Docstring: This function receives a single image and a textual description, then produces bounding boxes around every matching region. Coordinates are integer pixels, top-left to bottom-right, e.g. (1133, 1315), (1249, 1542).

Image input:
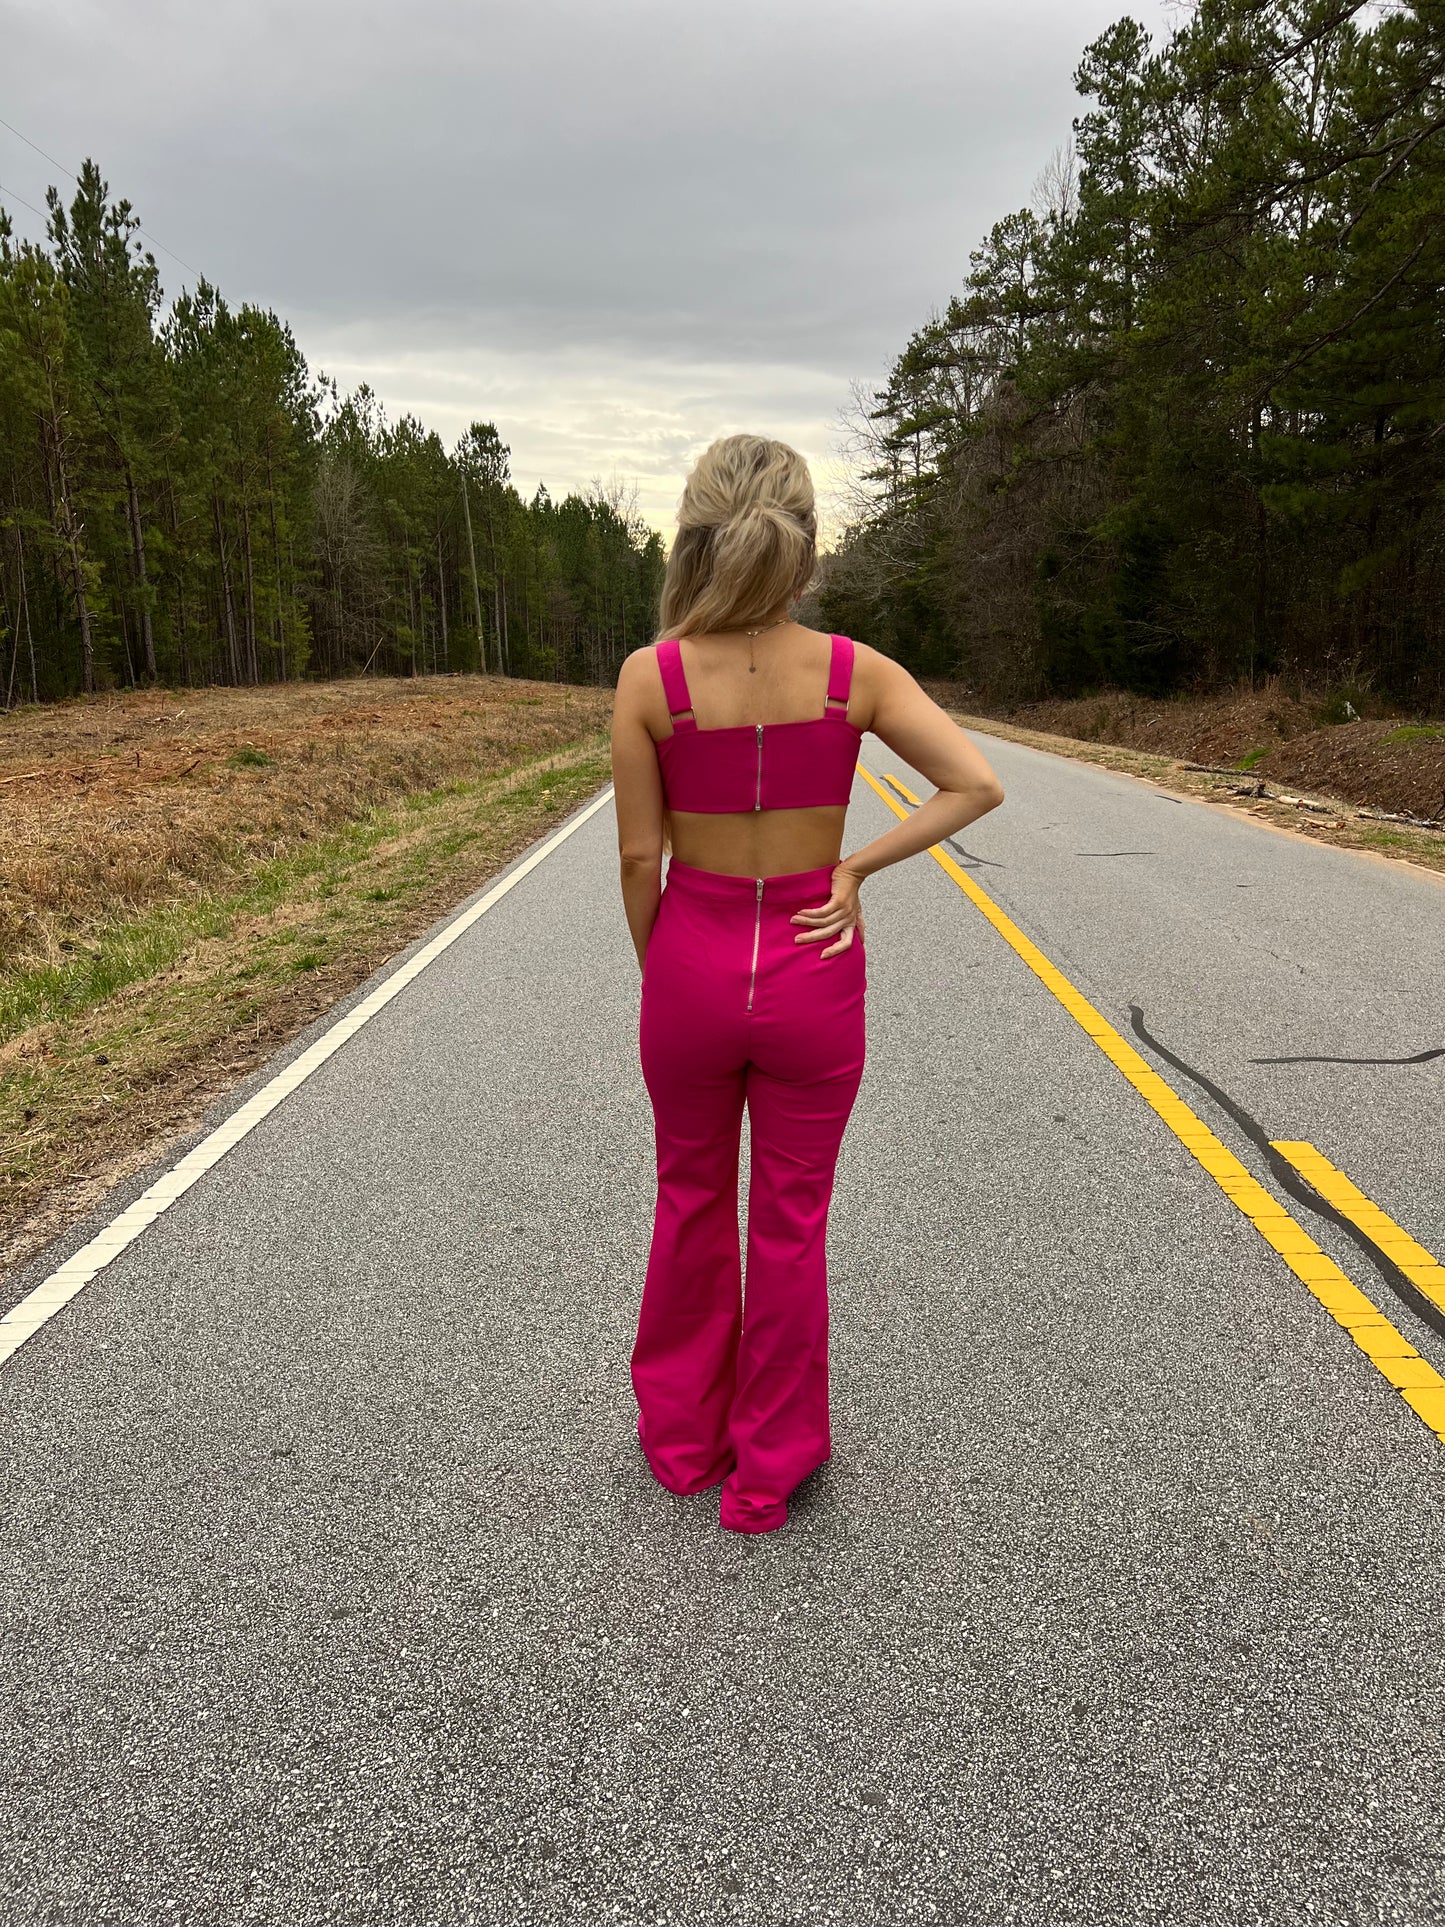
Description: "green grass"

(1381, 725), (1444, 748)
(1235, 746), (1272, 770)
(226, 746), (272, 768)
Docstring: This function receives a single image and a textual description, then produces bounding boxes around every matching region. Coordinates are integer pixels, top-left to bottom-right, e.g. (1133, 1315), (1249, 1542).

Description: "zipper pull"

(756, 877), (764, 901)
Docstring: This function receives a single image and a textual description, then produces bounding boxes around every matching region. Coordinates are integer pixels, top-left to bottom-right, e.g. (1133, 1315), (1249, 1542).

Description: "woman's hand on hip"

(790, 866), (864, 959)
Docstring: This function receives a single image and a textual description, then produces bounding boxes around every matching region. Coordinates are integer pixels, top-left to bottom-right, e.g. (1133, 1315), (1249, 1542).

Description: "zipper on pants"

(747, 726), (763, 1011)
(746, 877), (763, 1014)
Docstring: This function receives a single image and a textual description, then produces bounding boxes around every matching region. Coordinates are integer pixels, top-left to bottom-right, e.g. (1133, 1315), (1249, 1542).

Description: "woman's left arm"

(611, 650), (667, 971)
(792, 651), (1005, 956)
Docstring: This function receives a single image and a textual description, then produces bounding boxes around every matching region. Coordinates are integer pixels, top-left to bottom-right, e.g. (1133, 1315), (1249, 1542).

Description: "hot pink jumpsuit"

(632, 636), (866, 1533)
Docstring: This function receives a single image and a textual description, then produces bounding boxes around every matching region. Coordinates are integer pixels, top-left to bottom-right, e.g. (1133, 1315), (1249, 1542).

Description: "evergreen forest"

(820, 0), (1445, 708)
(0, 165), (665, 703)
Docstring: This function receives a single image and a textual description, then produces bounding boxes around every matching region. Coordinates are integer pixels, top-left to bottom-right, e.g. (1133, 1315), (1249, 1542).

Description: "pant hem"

(637, 1420), (734, 1497)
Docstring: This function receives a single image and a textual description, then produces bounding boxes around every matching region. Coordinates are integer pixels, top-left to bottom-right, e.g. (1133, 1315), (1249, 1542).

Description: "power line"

(0, 112), (206, 280)
(0, 114), (71, 183)
(0, 178), (48, 222)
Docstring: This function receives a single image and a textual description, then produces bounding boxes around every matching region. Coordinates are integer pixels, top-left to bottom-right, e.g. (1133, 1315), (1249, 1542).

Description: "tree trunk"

(436, 529), (449, 671)
(11, 502), (39, 704)
(177, 584), (191, 687)
(484, 505), (502, 676)
(287, 526), (302, 675)
(240, 489), (259, 683)
(214, 495), (241, 684)
(47, 407), (93, 693)
(119, 605), (137, 687)
(2, 572), (17, 710)
(266, 441), (288, 678)
(22, 540), (38, 704)
(1250, 402), (1266, 688)
(461, 478), (486, 669)
(32, 321), (94, 693)
(125, 467), (157, 680)
(62, 497), (93, 693)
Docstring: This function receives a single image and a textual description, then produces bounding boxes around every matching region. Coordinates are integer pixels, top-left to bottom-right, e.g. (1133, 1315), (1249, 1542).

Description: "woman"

(611, 434), (1004, 1535)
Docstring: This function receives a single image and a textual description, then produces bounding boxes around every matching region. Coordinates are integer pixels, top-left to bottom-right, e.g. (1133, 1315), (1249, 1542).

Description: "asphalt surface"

(2, 730), (1443, 1926)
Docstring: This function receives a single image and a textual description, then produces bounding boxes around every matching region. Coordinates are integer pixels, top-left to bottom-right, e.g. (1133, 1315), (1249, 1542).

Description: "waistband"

(664, 858), (835, 902)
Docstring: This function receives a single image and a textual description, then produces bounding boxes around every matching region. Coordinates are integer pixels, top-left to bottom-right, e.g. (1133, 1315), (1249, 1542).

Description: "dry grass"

(0, 673), (612, 969)
(0, 675), (613, 1286)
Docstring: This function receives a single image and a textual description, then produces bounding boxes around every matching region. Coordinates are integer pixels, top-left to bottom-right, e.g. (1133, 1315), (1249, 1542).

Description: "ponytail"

(658, 435), (817, 638)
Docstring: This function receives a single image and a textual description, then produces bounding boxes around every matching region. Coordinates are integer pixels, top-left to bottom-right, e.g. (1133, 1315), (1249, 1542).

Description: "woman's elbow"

(956, 773), (1004, 815)
(619, 844), (663, 872)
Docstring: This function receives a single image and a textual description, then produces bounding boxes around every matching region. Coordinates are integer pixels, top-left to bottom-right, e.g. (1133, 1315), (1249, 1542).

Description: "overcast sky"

(3, 0), (1180, 534)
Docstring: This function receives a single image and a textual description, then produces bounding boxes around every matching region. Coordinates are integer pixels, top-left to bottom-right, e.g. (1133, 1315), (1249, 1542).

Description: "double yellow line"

(860, 764), (1445, 1447)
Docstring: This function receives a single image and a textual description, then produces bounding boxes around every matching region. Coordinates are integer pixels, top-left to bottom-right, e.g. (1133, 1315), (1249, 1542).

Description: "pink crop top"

(654, 635), (862, 814)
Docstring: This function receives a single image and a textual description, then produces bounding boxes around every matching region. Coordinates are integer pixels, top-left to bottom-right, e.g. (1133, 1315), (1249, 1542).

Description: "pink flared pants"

(633, 860), (867, 1532)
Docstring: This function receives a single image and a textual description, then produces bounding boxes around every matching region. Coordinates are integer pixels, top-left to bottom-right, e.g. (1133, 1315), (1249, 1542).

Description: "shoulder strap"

(825, 635), (855, 714)
(656, 639), (696, 729)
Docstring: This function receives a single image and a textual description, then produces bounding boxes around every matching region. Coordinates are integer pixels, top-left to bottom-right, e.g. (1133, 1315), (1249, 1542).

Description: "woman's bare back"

(645, 623), (858, 879)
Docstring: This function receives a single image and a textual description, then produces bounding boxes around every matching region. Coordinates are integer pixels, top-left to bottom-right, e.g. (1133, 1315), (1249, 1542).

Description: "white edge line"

(0, 785), (617, 1371)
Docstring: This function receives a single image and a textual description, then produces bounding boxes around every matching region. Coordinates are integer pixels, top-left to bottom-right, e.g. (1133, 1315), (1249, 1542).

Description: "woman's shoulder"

(616, 643), (671, 720)
(825, 634), (904, 683)
(790, 628), (900, 688)
(808, 627), (881, 658)
(619, 640), (666, 679)
(795, 625), (867, 657)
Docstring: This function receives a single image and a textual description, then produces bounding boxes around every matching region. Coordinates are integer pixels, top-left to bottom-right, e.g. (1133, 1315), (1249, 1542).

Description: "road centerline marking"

(1271, 1144), (1445, 1322)
(1128, 1004), (1445, 1347)
(0, 786), (617, 1373)
(858, 762), (1445, 1445)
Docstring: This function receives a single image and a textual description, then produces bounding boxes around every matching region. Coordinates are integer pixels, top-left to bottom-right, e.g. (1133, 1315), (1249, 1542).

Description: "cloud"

(303, 325), (859, 535)
(2, 0), (1180, 528)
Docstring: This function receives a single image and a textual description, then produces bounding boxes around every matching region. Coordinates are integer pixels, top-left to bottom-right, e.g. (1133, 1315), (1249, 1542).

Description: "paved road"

(2, 731), (1443, 1926)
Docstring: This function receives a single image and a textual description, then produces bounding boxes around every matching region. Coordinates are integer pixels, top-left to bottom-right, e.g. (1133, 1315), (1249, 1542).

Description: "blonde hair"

(658, 434), (817, 639)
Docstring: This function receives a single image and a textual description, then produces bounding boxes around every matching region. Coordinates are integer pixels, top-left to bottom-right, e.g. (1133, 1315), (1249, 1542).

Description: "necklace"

(743, 612), (789, 671)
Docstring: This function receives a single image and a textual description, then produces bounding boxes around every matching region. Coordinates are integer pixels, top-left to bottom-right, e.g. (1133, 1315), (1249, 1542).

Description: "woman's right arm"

(611, 650), (667, 971)
(841, 652), (1006, 880)
(791, 650), (1005, 955)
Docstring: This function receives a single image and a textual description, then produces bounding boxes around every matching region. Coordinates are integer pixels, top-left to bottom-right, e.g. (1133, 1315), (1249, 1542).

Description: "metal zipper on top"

(754, 723), (763, 811)
(746, 878), (763, 1013)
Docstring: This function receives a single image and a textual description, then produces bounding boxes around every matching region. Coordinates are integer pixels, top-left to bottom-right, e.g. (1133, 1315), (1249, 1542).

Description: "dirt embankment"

(927, 683), (1445, 826)
(0, 675), (613, 968)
